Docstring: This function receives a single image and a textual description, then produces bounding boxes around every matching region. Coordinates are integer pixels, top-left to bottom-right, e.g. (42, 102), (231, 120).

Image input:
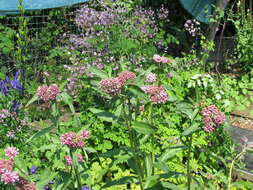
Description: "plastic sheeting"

(0, 0), (88, 15)
(179, 0), (216, 23)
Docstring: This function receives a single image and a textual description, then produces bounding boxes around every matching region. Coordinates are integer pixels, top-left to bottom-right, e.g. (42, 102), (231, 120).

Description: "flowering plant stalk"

(89, 68), (187, 189)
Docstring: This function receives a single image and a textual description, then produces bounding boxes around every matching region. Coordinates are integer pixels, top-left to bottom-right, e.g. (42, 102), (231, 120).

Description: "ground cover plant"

(1, 0), (253, 189)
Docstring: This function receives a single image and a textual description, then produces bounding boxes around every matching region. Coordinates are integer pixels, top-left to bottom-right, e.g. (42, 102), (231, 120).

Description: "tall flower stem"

(148, 104), (155, 175)
(228, 148), (246, 190)
(187, 134), (193, 190)
(70, 149), (82, 189)
(124, 100), (144, 190)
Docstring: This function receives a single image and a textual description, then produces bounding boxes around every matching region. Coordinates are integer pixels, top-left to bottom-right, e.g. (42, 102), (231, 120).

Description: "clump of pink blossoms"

(201, 105), (226, 132)
(117, 71), (136, 83)
(60, 132), (85, 148)
(60, 130), (90, 148)
(99, 77), (123, 96)
(5, 147), (19, 159)
(1, 170), (19, 184)
(80, 130), (90, 139)
(153, 54), (171, 63)
(146, 73), (156, 83)
(0, 159), (13, 174)
(141, 85), (168, 104)
(99, 71), (136, 96)
(37, 84), (60, 102)
(65, 156), (73, 166)
(77, 154), (84, 162)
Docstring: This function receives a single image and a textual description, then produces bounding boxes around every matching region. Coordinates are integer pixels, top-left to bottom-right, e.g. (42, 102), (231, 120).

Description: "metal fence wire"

(0, 3), (84, 75)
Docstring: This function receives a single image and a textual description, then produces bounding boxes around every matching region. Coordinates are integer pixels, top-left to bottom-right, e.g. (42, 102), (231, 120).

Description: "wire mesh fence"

(0, 3), (84, 76)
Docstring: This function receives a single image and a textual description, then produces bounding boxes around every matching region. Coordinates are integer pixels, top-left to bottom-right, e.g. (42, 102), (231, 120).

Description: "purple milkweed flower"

(30, 165), (37, 174)
(12, 100), (20, 112)
(10, 71), (23, 91)
(82, 185), (92, 190)
(0, 78), (10, 96)
(44, 185), (52, 190)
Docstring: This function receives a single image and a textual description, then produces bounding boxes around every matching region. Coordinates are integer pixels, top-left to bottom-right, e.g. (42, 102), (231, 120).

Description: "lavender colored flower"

(44, 185), (52, 190)
(10, 70), (23, 91)
(12, 100), (20, 112)
(30, 165), (37, 174)
(184, 19), (201, 37)
(82, 185), (92, 190)
(0, 77), (10, 96)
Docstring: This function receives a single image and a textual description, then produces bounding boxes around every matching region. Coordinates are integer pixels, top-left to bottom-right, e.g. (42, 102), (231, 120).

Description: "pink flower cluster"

(99, 71), (136, 96)
(0, 159), (19, 185)
(146, 73), (156, 83)
(60, 130), (90, 148)
(202, 105), (226, 132)
(1, 170), (19, 184)
(5, 147), (19, 159)
(153, 54), (171, 63)
(99, 77), (123, 96)
(65, 156), (73, 166)
(117, 71), (136, 84)
(16, 178), (36, 190)
(0, 159), (13, 174)
(37, 84), (60, 102)
(141, 85), (168, 104)
(64, 154), (84, 166)
(0, 109), (11, 123)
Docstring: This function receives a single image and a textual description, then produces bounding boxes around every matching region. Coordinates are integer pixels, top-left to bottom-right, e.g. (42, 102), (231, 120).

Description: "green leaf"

(182, 122), (200, 136)
(25, 95), (39, 107)
(26, 125), (56, 143)
(89, 108), (119, 123)
(59, 92), (75, 114)
(132, 121), (156, 135)
(176, 102), (194, 119)
(144, 154), (153, 177)
(36, 168), (54, 189)
(158, 146), (186, 162)
(103, 176), (137, 188)
(89, 67), (108, 78)
(128, 85), (148, 101)
(161, 182), (180, 189)
(15, 158), (30, 181)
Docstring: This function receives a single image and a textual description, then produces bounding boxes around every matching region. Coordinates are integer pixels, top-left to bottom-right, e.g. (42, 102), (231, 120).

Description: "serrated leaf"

(132, 121), (156, 135)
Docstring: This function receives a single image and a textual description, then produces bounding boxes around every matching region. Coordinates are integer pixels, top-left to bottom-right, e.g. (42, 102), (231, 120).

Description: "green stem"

(70, 150), (82, 189)
(228, 149), (246, 190)
(129, 127), (144, 190)
(124, 99), (144, 190)
(148, 104), (155, 175)
(187, 135), (193, 190)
